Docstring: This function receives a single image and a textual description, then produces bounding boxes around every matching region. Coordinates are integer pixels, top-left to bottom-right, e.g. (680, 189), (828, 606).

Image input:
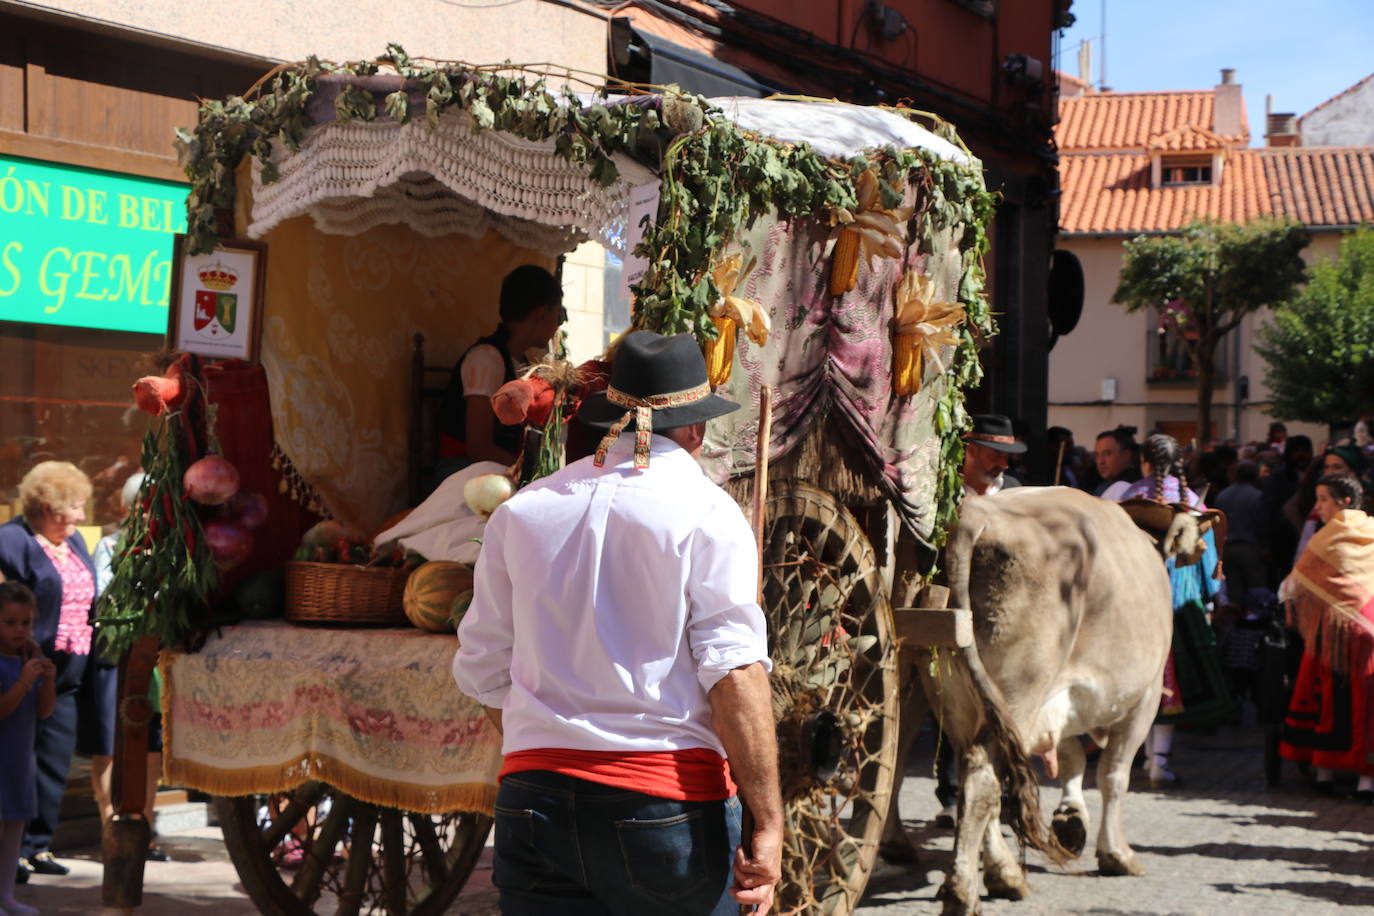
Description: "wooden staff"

(1053, 439), (1067, 487)
(752, 385), (774, 601)
(741, 384), (772, 915)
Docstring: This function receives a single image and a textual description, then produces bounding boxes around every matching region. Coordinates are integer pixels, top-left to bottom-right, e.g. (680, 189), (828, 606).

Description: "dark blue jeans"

(493, 770), (741, 916)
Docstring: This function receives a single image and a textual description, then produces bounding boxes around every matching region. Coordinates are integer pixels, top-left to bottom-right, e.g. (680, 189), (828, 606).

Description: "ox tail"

(960, 644), (1072, 865)
(946, 519), (1072, 866)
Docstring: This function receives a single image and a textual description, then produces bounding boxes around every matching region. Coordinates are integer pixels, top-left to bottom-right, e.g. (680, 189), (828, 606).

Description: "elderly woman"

(0, 461), (96, 880)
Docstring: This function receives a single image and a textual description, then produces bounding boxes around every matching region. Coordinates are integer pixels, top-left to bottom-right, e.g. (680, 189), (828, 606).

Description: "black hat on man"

(580, 331), (740, 432)
(963, 414), (1027, 454)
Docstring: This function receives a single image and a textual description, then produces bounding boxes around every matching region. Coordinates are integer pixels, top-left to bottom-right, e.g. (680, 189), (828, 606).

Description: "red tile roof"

(1057, 90), (1249, 151)
(1260, 147), (1374, 227)
(1146, 124), (1230, 152)
(1057, 82), (1374, 234)
(1059, 151), (1269, 234)
(1060, 147), (1374, 234)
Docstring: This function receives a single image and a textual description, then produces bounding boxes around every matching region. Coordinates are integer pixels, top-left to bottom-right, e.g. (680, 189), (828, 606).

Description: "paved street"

(860, 721), (1374, 914)
(9, 721), (1374, 915)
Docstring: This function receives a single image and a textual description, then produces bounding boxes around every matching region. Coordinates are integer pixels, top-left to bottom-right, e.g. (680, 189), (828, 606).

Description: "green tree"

(1114, 218), (1310, 441)
(1256, 227), (1374, 424)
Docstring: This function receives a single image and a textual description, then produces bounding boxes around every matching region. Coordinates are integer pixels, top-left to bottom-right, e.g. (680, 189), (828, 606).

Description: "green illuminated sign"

(0, 154), (188, 334)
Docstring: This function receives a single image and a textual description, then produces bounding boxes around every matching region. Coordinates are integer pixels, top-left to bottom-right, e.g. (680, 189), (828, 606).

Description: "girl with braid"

(1114, 433), (1233, 788)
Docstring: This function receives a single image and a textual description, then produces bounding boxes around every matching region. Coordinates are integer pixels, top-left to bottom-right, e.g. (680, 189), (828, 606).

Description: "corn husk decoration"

(893, 271), (965, 396)
(705, 253), (769, 386)
(827, 169), (914, 296)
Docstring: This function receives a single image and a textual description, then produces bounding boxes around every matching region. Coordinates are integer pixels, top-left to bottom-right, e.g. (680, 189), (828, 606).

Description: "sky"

(1059, 0), (1374, 145)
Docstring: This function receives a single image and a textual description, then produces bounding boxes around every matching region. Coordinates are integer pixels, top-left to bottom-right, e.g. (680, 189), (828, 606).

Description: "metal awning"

(612, 19), (775, 98)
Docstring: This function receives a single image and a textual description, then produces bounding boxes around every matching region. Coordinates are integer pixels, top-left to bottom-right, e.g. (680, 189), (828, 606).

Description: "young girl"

(0, 582), (56, 916)
(1117, 433), (1231, 788)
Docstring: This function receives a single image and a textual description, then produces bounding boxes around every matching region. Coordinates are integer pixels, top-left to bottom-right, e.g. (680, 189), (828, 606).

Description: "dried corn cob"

(706, 315), (738, 386)
(894, 332), (924, 395)
(829, 228), (862, 296)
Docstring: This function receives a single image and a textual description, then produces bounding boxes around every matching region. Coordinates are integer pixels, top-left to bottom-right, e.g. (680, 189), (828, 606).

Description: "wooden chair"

(408, 333), (455, 506)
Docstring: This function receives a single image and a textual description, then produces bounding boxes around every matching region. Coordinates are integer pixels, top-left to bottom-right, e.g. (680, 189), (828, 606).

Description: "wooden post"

(741, 384), (771, 915)
(752, 385), (773, 603)
(102, 635), (159, 911)
(1053, 440), (1066, 486)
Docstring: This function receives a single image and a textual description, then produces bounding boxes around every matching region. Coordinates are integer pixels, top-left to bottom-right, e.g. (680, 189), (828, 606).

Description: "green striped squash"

(402, 562), (474, 632)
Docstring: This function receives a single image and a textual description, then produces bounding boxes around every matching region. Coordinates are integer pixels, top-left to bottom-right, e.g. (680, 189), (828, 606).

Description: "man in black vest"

(437, 265), (565, 479)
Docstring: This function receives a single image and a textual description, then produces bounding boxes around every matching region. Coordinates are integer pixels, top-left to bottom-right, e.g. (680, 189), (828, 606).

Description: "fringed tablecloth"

(160, 621), (501, 815)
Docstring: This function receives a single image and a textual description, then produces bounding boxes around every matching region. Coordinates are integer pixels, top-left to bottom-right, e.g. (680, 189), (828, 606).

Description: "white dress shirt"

(453, 432), (771, 758)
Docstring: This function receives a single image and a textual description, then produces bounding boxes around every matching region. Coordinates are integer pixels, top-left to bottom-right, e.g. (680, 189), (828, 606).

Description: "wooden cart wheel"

(762, 482), (900, 915)
(215, 784), (493, 916)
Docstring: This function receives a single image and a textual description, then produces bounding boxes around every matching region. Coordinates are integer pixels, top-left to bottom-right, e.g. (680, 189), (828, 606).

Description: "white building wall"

(15, 0), (609, 78)
(1049, 234), (1330, 449)
(1301, 77), (1374, 148)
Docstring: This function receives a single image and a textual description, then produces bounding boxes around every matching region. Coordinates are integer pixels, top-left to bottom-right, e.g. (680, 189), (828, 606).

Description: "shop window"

(0, 321), (159, 528)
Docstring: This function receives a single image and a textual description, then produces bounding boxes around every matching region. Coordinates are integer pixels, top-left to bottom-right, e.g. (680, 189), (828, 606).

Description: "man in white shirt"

(454, 331), (783, 915)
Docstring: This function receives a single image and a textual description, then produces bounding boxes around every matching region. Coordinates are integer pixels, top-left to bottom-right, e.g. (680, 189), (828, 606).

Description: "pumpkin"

(403, 561), (474, 632)
(450, 589), (475, 630)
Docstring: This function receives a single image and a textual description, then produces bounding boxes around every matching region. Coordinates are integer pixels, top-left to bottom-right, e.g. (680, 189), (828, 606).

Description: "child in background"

(0, 582), (57, 916)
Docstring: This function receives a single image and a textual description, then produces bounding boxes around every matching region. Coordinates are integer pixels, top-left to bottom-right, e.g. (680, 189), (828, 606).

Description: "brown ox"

(915, 486), (1174, 915)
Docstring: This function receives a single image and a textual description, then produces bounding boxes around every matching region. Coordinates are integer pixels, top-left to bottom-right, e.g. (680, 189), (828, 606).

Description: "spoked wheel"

(215, 783), (493, 915)
(763, 482), (900, 915)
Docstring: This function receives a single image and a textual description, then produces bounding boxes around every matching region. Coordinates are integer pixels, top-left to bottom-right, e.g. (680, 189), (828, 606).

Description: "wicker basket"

(284, 561), (411, 626)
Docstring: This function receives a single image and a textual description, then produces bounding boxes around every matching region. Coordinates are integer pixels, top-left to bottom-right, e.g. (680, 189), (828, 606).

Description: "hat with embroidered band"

(579, 331), (740, 468)
(963, 414), (1027, 454)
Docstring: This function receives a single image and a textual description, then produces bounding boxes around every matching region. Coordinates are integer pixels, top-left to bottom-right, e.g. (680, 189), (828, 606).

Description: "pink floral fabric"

(38, 538), (94, 655)
(162, 621), (502, 815)
(701, 209), (965, 545)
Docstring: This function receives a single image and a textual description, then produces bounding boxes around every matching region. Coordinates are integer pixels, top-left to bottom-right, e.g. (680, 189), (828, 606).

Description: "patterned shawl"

(1284, 509), (1374, 675)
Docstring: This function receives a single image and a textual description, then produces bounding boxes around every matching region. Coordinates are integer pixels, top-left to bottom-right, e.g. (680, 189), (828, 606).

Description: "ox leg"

(938, 742), (999, 916)
(980, 799), (1029, 901)
(880, 662), (931, 864)
(1095, 705), (1153, 877)
(1050, 737), (1090, 857)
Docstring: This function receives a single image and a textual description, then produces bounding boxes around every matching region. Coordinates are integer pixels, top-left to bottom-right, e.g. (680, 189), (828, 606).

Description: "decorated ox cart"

(97, 46), (995, 915)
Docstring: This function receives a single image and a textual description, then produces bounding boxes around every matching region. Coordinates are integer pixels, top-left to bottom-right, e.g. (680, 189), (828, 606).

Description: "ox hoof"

(937, 879), (981, 916)
(1051, 805), (1088, 857)
(985, 871), (1030, 900)
(1098, 851), (1146, 877)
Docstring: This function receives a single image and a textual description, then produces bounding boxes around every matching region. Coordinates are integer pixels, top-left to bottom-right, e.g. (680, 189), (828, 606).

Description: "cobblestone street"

(860, 721), (1374, 914)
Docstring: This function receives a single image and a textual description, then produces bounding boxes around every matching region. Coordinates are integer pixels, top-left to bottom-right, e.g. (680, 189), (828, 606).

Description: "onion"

(463, 473), (515, 519)
(491, 379), (534, 425)
(227, 491), (269, 530)
(204, 519), (254, 569)
(183, 455), (240, 506)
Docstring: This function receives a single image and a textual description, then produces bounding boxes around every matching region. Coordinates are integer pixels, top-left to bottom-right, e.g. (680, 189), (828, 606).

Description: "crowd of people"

(991, 417), (1374, 802)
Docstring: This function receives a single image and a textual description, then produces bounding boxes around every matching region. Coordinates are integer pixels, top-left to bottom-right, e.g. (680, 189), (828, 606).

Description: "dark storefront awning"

(611, 19), (777, 98)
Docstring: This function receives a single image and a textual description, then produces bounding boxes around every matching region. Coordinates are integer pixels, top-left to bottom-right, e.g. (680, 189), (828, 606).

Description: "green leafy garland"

(174, 45), (994, 546)
(97, 376), (217, 657)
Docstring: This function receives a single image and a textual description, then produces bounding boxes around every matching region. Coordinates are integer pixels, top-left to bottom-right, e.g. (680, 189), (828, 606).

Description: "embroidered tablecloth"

(161, 620), (501, 815)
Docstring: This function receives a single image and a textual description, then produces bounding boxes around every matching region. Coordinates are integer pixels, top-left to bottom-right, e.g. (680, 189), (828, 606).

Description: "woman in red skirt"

(1279, 473), (1374, 801)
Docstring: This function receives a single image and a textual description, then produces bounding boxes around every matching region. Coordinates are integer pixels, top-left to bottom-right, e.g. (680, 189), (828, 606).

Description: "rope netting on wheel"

(762, 485), (899, 915)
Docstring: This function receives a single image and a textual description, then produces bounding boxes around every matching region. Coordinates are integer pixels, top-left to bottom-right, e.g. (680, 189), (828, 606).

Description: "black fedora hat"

(963, 414), (1027, 454)
(580, 331), (740, 463)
